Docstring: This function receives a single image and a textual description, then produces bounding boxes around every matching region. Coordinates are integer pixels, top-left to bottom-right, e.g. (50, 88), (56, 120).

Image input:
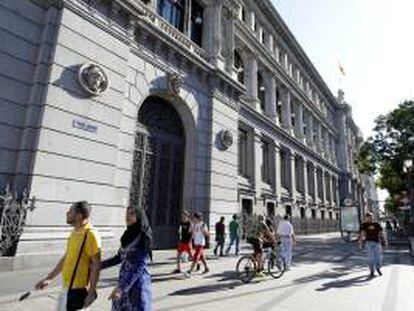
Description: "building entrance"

(130, 97), (185, 249)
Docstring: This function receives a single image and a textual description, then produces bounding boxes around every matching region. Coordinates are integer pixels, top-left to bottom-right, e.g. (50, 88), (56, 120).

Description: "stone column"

(329, 174), (334, 206)
(274, 144), (282, 203)
(331, 136), (337, 163)
(316, 122), (322, 153)
(264, 72), (276, 120)
(303, 158), (309, 202)
(222, 5), (235, 74)
(204, 0), (224, 69)
(307, 114), (314, 148)
(321, 169), (327, 205)
(246, 10), (255, 30)
(290, 151), (297, 202)
(245, 54), (258, 103)
(313, 166), (319, 202)
(295, 102), (305, 141)
(281, 89), (293, 133)
(254, 131), (263, 200)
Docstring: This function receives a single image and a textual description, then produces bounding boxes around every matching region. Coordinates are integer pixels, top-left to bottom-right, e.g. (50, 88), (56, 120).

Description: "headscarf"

(120, 206), (153, 253)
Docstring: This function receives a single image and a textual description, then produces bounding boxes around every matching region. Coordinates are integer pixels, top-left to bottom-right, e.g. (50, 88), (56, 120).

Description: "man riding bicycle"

(246, 215), (275, 272)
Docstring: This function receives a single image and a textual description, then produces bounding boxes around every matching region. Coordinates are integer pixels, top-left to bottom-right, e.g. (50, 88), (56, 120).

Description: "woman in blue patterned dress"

(101, 206), (152, 311)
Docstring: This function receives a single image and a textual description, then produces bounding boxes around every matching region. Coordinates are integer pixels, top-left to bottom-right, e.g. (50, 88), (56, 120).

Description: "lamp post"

(403, 159), (414, 237)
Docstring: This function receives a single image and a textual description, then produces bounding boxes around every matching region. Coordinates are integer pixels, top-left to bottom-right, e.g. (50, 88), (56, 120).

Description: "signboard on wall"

(340, 206), (360, 232)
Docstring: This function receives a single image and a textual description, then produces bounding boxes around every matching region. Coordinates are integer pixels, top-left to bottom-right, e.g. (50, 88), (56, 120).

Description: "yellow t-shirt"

(61, 223), (101, 289)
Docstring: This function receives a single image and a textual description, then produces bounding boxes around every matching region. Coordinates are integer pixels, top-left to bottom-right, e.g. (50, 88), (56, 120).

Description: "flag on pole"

(338, 62), (346, 76)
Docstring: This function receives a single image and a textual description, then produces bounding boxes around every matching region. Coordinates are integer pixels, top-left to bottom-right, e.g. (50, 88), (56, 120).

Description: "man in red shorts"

(186, 212), (210, 277)
(173, 211), (193, 273)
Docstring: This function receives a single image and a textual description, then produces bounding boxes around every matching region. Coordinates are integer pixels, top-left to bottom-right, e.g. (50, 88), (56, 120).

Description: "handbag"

(66, 229), (96, 311)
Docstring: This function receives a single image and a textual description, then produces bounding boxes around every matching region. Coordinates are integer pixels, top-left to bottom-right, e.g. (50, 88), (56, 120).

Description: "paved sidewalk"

(1, 233), (413, 311)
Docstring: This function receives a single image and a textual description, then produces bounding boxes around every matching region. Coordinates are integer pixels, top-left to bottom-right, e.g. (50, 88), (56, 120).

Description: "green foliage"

(357, 101), (414, 214)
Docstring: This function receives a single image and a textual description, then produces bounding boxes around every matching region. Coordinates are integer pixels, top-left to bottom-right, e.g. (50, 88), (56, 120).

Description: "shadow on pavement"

(169, 280), (241, 296)
(315, 274), (374, 291)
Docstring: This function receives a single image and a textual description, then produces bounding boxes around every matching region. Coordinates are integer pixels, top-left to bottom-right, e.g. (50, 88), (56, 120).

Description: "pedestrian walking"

(101, 205), (152, 311)
(277, 215), (296, 270)
(214, 216), (226, 257)
(225, 214), (240, 256)
(360, 212), (387, 277)
(35, 201), (101, 311)
(173, 211), (193, 273)
(186, 212), (209, 276)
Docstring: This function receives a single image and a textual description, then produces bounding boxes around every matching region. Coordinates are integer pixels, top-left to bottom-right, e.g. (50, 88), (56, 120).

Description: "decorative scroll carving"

(167, 73), (183, 95)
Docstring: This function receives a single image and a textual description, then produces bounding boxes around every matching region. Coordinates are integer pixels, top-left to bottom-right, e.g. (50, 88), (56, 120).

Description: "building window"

(158, 0), (204, 46)
(291, 102), (296, 128)
(321, 210), (325, 220)
(317, 169), (323, 199)
(234, 51), (244, 85)
(300, 207), (306, 219)
(240, 5), (246, 22)
(276, 88), (283, 124)
(267, 202), (275, 218)
(325, 174), (331, 201)
(190, 0), (203, 46)
(238, 128), (249, 177)
(158, 0), (186, 31)
(285, 205), (292, 217)
(329, 211), (333, 220)
(261, 140), (271, 183)
(258, 71), (266, 111)
(311, 209), (316, 220)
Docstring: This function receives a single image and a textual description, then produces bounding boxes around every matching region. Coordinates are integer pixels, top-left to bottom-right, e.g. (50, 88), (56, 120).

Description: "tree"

(357, 101), (414, 214)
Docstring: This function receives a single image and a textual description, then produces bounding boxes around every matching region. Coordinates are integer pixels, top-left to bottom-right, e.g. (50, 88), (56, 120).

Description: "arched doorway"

(130, 96), (186, 249)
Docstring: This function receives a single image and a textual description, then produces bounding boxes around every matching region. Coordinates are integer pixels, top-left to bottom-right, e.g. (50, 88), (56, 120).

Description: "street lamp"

(403, 158), (414, 239)
(403, 159), (413, 173)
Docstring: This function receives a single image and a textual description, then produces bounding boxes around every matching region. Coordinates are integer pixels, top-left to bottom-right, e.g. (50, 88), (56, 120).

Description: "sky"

(272, 0), (414, 204)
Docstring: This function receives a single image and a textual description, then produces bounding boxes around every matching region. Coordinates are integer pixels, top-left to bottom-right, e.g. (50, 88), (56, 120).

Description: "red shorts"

(192, 245), (204, 262)
(177, 242), (192, 255)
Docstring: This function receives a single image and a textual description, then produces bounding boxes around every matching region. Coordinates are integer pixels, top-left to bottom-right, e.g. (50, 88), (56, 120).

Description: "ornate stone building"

(0, 0), (374, 256)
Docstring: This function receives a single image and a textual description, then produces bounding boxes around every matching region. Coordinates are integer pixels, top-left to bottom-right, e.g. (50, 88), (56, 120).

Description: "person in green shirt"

(225, 214), (240, 255)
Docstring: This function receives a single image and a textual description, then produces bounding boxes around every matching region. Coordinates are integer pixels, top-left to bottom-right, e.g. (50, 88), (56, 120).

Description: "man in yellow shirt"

(36, 201), (101, 310)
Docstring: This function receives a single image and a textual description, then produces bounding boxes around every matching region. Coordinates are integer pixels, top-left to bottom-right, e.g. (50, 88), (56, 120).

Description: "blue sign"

(72, 118), (98, 134)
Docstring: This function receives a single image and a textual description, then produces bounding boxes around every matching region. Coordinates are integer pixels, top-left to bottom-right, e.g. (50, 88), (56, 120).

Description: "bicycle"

(236, 244), (285, 283)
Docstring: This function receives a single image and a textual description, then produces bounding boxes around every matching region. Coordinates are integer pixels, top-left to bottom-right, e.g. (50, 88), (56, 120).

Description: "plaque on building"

(77, 63), (109, 96)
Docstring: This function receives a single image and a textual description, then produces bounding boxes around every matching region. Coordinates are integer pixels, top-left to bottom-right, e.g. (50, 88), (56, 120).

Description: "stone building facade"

(0, 0), (374, 255)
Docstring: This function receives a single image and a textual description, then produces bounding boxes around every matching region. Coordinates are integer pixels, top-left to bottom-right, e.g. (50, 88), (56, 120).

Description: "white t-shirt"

(277, 220), (294, 237)
(193, 222), (207, 246)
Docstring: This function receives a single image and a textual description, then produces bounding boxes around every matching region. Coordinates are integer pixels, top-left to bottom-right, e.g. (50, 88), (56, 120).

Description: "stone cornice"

(256, 0), (340, 111)
(239, 101), (341, 174)
(235, 21), (338, 137)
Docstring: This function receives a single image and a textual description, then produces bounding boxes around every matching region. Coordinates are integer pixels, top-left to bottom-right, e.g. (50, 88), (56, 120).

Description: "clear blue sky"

(272, 0), (414, 203)
(272, 0), (414, 138)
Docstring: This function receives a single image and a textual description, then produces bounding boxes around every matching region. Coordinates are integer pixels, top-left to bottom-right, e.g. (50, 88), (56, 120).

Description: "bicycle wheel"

(267, 253), (285, 279)
(236, 255), (256, 283)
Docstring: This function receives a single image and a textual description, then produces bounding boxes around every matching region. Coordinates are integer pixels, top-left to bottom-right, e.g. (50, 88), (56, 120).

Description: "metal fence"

(0, 185), (36, 256)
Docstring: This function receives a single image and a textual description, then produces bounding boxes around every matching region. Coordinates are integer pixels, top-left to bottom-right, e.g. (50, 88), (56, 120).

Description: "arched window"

(257, 71), (265, 111)
(234, 51), (244, 84)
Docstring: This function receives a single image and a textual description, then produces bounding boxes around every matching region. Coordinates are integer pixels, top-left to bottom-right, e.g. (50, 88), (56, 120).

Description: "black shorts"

(247, 237), (262, 254)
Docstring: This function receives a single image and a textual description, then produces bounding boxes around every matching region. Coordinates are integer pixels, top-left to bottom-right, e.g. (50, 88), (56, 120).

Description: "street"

(0, 233), (413, 311)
